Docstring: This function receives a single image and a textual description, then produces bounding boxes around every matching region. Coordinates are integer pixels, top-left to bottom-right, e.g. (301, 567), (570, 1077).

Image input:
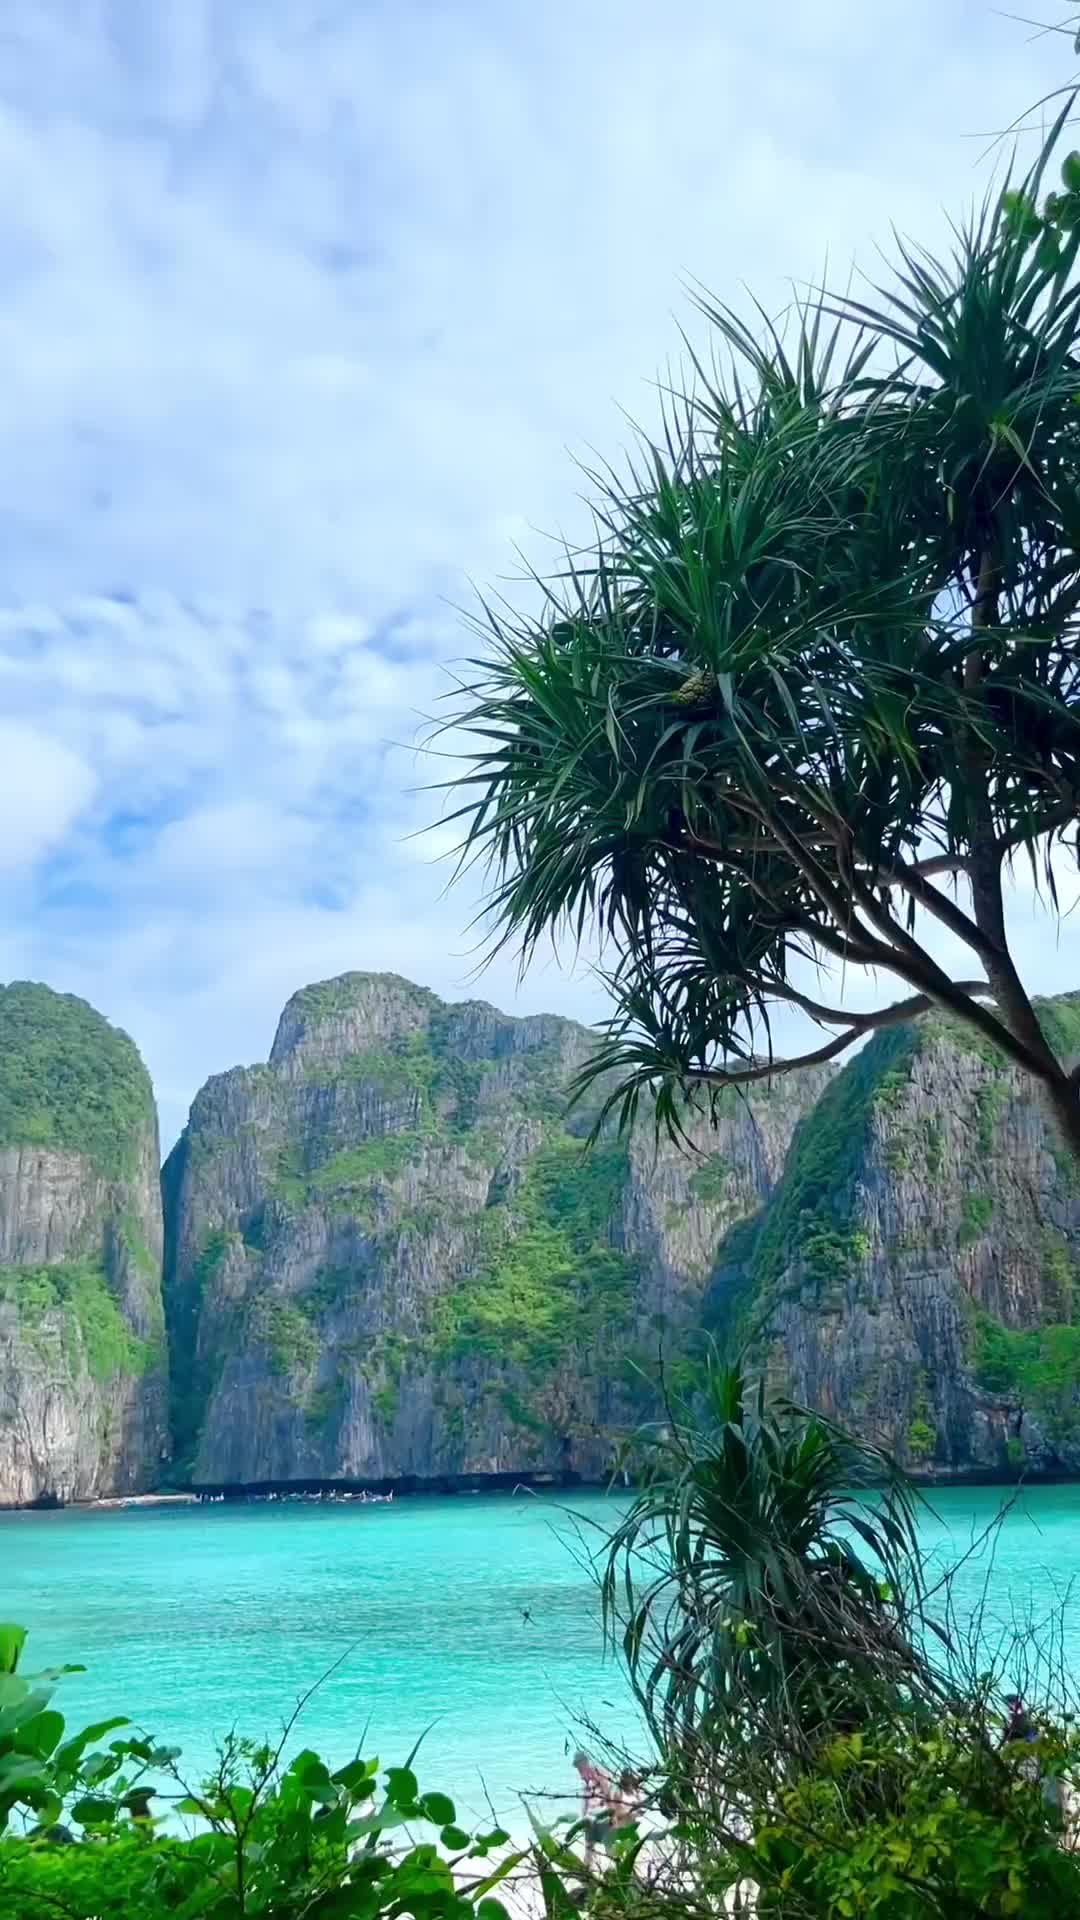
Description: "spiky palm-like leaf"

(601, 1359), (934, 1755)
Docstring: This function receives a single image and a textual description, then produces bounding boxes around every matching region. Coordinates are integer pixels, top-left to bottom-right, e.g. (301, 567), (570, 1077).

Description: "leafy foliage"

(747, 1717), (1080, 1917)
(254, 1300), (322, 1381)
(591, 1363), (1080, 1918)
(686, 1155), (731, 1205)
(0, 1627), (520, 1920)
(958, 1192), (994, 1248)
(0, 981), (154, 1181)
(906, 1418), (936, 1464)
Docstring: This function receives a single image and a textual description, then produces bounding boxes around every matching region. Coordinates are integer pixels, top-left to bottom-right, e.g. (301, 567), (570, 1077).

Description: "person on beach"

(999, 1693), (1037, 1748)
(572, 1751), (614, 1863)
(999, 1693), (1063, 1818)
(610, 1770), (642, 1829)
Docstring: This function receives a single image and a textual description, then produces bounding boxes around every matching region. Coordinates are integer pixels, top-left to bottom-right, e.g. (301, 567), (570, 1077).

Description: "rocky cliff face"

(8, 967), (1080, 1499)
(0, 983), (167, 1505)
(163, 973), (822, 1485)
(706, 998), (1080, 1475)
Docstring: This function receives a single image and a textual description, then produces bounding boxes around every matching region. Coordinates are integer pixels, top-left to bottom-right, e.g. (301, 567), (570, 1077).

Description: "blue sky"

(0, 1), (1075, 1149)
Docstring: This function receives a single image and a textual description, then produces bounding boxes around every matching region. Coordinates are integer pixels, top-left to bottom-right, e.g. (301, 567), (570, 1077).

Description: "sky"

(0, 0), (1075, 1151)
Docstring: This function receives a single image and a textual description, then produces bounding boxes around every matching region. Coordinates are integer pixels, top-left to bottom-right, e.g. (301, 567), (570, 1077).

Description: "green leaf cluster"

(449, 111), (1080, 1150)
(750, 1718), (1080, 1917)
(603, 1356), (929, 1752)
(686, 1155), (731, 1205)
(0, 1627), (521, 1920)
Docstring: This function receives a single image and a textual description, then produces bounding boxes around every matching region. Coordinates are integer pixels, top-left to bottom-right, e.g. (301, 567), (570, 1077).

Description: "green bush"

(906, 1417), (936, 1463)
(0, 1625), (518, 1920)
(254, 1300), (321, 1381)
(748, 1719), (1080, 1917)
(687, 1155), (731, 1205)
(958, 1192), (993, 1247)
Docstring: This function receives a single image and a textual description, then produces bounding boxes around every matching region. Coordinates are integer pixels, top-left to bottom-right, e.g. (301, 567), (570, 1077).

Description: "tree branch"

(798, 920), (888, 969)
(909, 852), (971, 879)
(757, 979), (992, 1032)
(873, 860), (999, 961)
(670, 778), (1069, 1090)
(686, 1027), (865, 1088)
(875, 852), (970, 882)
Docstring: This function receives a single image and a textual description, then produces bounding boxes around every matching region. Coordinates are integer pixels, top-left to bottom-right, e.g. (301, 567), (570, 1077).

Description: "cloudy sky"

(0, 1), (1074, 1148)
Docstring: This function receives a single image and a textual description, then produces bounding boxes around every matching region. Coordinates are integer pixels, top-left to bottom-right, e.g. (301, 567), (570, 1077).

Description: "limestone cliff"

(9, 965), (1080, 1498)
(707, 997), (1080, 1475)
(163, 972), (821, 1485)
(0, 983), (167, 1505)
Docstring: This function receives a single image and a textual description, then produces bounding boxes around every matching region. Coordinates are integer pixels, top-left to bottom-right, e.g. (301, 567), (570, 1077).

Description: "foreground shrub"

(593, 1362), (1080, 1917)
(0, 1624), (518, 1919)
(745, 1717), (1080, 1917)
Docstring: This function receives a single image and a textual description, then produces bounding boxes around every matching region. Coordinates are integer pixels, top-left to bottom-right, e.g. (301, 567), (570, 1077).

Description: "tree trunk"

(962, 547), (1080, 1165)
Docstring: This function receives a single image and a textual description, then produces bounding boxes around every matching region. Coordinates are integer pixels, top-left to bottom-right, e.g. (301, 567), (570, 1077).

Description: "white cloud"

(0, 723), (96, 871)
(0, 1), (1072, 1147)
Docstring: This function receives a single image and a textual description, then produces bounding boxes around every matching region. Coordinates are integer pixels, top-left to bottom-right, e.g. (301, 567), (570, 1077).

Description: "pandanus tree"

(600, 1359), (935, 1761)
(448, 119), (1080, 1157)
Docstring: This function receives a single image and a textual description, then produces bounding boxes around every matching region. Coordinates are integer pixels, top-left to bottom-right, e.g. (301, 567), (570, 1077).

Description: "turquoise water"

(4, 1486), (1080, 1833)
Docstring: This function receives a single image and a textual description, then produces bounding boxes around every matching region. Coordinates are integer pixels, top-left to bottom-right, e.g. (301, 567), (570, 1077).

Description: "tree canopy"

(450, 118), (1080, 1153)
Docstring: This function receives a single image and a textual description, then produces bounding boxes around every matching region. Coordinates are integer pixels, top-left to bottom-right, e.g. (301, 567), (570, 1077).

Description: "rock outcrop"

(0, 983), (167, 1505)
(706, 999), (1080, 1475)
(163, 973), (822, 1485)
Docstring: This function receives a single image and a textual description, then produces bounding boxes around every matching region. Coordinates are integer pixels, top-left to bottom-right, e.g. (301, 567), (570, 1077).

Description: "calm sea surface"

(4, 1486), (1080, 1833)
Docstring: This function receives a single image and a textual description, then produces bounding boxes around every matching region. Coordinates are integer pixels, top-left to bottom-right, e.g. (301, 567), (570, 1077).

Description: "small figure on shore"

(999, 1693), (1037, 1749)
(999, 1692), (1064, 1817)
(573, 1751), (614, 1863)
(610, 1769), (642, 1829)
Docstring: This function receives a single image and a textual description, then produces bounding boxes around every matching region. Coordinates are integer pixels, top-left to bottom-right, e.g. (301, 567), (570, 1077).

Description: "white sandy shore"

(79, 1492), (199, 1509)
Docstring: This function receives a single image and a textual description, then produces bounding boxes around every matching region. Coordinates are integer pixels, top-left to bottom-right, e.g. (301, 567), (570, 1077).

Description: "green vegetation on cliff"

(166, 1226), (231, 1473)
(432, 1135), (636, 1377)
(0, 982), (154, 1181)
(276, 1130), (426, 1215)
(0, 1257), (155, 1382)
(257, 1299), (321, 1379)
(747, 1024), (917, 1308)
(162, 971), (1080, 1484)
(973, 1312), (1080, 1450)
(269, 1018), (543, 1221)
